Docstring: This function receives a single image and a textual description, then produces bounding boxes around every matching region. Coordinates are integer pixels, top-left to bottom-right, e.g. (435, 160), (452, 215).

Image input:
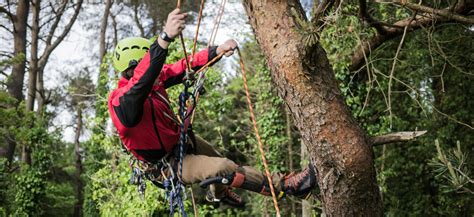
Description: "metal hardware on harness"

(128, 156), (172, 198)
(162, 74), (193, 217)
(129, 160), (148, 199)
(199, 175), (232, 189)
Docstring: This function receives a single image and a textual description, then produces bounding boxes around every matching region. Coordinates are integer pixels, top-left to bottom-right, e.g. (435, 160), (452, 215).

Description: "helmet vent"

(131, 45), (140, 49)
(122, 47), (129, 51)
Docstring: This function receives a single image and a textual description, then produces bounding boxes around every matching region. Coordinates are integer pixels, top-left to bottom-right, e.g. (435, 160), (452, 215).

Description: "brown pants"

(167, 135), (286, 198)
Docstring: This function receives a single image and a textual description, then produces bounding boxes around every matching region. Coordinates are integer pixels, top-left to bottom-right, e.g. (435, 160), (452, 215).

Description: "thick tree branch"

(39, 0), (83, 69)
(99, 0), (112, 63)
(358, 0), (387, 35)
(350, 1), (472, 72)
(110, 12), (118, 46)
(350, 14), (434, 71)
(44, 1), (67, 49)
(133, 2), (145, 38)
(396, 1), (474, 24)
(370, 131), (427, 146)
(0, 6), (15, 21)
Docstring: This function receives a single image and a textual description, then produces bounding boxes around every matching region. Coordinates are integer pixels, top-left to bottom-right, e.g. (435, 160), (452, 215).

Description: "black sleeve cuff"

(208, 46), (222, 66)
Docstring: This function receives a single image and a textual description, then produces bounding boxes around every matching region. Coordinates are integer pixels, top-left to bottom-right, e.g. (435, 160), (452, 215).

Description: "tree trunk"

(242, 1), (382, 216)
(99, 0), (112, 65)
(21, 0), (40, 165)
(5, 0), (29, 165)
(7, 0), (29, 101)
(35, 67), (45, 114)
(5, 134), (16, 165)
(26, 0), (40, 112)
(73, 107), (84, 217)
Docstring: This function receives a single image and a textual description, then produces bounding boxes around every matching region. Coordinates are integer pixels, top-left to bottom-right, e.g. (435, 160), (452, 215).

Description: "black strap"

(148, 97), (165, 150)
(187, 125), (197, 153)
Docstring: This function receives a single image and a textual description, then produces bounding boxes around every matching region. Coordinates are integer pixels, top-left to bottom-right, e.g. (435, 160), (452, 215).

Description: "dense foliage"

(319, 3), (473, 216)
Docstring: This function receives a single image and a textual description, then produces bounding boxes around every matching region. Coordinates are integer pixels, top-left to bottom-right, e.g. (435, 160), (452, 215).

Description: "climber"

(108, 8), (318, 208)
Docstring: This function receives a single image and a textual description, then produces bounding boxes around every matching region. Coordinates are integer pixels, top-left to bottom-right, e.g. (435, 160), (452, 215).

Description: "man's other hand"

(217, 39), (238, 57)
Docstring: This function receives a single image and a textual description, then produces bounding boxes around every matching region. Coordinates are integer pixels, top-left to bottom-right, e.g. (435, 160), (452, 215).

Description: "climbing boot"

(281, 164), (317, 199)
(206, 188), (245, 208)
(220, 188), (245, 208)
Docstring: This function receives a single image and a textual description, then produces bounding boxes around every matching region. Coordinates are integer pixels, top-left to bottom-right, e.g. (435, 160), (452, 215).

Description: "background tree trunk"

(99, 0), (112, 65)
(26, 0), (40, 112)
(19, 0), (41, 165)
(6, 0), (29, 102)
(5, 0), (29, 165)
(73, 107), (84, 217)
(242, 1), (382, 215)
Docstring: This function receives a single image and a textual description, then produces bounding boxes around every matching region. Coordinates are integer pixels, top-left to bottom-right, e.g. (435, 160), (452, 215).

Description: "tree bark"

(73, 107), (84, 217)
(242, 1), (382, 216)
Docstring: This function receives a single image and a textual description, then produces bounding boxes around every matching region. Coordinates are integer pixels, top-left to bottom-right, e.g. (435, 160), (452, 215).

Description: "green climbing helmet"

(112, 37), (152, 72)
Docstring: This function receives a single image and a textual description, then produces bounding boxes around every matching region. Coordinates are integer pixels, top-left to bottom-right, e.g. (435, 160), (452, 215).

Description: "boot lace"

(286, 167), (310, 190)
(225, 189), (242, 203)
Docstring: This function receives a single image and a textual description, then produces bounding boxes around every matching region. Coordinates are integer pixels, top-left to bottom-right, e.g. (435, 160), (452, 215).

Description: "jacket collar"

(118, 77), (129, 88)
(117, 77), (161, 91)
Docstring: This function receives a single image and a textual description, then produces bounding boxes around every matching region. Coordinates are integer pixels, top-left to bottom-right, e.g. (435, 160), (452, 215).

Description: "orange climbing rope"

(191, 0), (205, 60)
(208, 0), (226, 47)
(176, 0), (192, 73)
(237, 48), (281, 216)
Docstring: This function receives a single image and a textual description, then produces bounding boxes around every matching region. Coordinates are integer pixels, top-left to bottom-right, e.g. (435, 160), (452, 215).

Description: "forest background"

(0, 0), (472, 216)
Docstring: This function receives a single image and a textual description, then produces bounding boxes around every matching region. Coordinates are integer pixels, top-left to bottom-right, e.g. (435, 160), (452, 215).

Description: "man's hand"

(217, 39), (238, 57)
(164, 8), (187, 38)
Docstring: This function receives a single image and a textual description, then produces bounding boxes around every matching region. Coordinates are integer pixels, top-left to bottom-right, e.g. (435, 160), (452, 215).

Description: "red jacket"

(108, 41), (220, 162)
